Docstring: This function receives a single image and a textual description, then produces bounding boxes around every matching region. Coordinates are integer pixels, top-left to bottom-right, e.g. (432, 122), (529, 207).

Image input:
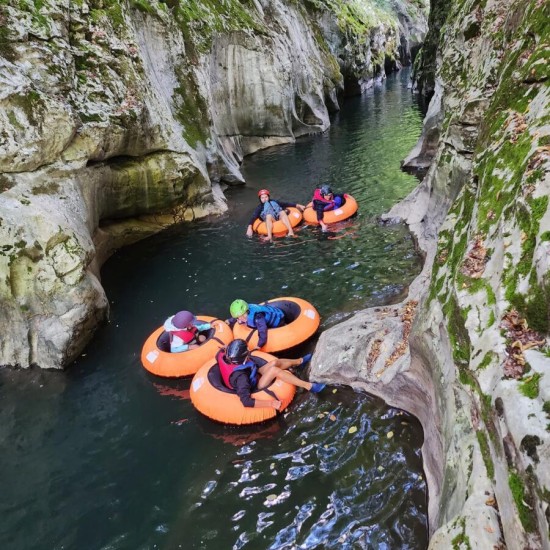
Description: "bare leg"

(265, 214), (274, 242)
(257, 362), (312, 391)
(278, 210), (294, 236)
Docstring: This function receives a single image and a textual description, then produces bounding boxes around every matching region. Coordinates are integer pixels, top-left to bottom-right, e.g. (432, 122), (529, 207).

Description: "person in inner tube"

(159, 310), (212, 353)
(246, 188), (305, 242)
(217, 339), (325, 410)
(226, 299), (285, 350)
(311, 184), (346, 232)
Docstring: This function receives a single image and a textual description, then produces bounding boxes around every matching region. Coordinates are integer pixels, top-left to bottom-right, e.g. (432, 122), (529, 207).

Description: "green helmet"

(230, 299), (248, 318)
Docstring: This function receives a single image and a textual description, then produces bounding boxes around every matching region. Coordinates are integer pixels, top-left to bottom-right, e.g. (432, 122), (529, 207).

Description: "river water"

(1, 70), (428, 549)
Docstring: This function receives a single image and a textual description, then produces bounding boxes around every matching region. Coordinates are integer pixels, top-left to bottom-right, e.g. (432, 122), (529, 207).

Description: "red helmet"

(258, 189), (270, 198)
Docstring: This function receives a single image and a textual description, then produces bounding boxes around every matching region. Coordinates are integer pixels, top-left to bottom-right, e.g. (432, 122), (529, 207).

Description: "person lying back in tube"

(158, 310), (212, 353)
(217, 339), (325, 410)
(311, 184), (346, 232)
(246, 188), (305, 242)
(226, 299), (284, 350)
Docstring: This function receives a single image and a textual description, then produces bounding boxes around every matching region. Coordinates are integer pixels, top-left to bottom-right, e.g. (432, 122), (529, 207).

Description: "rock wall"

(0, 0), (426, 369)
(311, 0), (549, 547)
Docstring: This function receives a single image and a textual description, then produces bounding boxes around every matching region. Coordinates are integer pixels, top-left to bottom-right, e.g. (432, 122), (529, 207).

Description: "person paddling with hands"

(217, 339), (325, 410)
(246, 189), (305, 242)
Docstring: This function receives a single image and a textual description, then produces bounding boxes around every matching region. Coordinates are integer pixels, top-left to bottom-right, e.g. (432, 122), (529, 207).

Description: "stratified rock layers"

(0, 0), (425, 368)
(311, 0), (550, 547)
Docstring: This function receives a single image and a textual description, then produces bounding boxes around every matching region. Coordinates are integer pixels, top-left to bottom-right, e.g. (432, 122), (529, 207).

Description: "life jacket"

(217, 350), (258, 390)
(169, 325), (198, 345)
(312, 188), (336, 210)
(261, 200), (283, 220)
(247, 303), (285, 328)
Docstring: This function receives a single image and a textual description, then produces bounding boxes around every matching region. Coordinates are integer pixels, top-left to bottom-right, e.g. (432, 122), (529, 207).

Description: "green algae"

(519, 372), (542, 399)
(451, 516), (472, 549)
(509, 470), (537, 532)
(476, 430), (494, 480)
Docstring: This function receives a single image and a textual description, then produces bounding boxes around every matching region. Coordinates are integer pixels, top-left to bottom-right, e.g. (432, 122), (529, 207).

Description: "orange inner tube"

(140, 317), (233, 378)
(252, 207), (303, 236)
(190, 351), (296, 425)
(232, 297), (320, 352)
(303, 194), (358, 225)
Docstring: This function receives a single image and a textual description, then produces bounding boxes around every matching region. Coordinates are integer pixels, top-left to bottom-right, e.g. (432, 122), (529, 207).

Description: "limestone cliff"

(0, 0), (426, 369)
(311, 0), (549, 547)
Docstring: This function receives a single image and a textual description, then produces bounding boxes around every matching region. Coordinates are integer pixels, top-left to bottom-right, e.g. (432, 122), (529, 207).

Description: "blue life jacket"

(261, 200), (283, 220)
(247, 303), (285, 328)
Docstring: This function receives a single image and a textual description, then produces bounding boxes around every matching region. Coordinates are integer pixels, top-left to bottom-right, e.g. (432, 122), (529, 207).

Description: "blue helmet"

(320, 184), (333, 196)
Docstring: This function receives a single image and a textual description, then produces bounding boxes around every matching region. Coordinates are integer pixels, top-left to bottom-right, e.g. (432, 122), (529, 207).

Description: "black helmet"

(226, 339), (249, 364)
(320, 184), (333, 196)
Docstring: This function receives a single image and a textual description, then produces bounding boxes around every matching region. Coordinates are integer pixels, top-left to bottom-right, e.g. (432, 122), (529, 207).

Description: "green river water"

(1, 70), (429, 549)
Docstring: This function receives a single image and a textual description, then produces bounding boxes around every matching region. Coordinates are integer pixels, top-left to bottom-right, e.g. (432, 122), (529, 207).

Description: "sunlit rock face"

(311, 0), (550, 547)
(0, 0), (426, 369)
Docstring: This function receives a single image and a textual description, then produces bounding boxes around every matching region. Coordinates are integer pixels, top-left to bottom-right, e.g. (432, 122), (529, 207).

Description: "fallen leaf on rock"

(348, 426), (358, 434)
(378, 466), (384, 472)
(387, 431), (394, 439)
(485, 497), (496, 506)
(484, 526), (494, 533)
(332, 389), (337, 394)
(266, 494), (277, 501)
(329, 415), (337, 421)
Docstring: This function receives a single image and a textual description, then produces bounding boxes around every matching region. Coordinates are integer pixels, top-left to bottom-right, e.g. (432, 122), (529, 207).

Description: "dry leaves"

(460, 233), (488, 279)
(501, 310), (546, 378)
(506, 112), (527, 144)
(367, 338), (383, 369)
(383, 301), (418, 369)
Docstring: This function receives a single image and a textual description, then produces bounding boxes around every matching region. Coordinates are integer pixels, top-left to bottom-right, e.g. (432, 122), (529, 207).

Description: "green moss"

(91, 0), (125, 29)
(131, 0), (156, 15)
(509, 471), (537, 532)
(477, 352), (495, 371)
(511, 275), (550, 334)
(0, 4), (16, 62)
(79, 112), (104, 123)
(540, 231), (550, 242)
(519, 372), (542, 399)
(451, 516), (471, 549)
(543, 401), (550, 416)
(476, 430), (495, 480)
(171, 0), (265, 53)
(444, 294), (471, 368)
(173, 74), (209, 148)
(31, 182), (60, 195)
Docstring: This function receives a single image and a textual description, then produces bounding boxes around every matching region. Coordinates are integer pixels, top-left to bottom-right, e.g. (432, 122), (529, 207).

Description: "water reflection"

(0, 70), (428, 550)
(170, 388), (427, 549)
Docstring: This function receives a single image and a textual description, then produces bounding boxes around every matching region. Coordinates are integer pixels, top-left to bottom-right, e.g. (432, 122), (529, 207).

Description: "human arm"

(194, 321), (211, 332)
(277, 200), (305, 212)
(230, 370), (280, 409)
(247, 204), (263, 234)
(312, 199), (328, 230)
(254, 313), (268, 348)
